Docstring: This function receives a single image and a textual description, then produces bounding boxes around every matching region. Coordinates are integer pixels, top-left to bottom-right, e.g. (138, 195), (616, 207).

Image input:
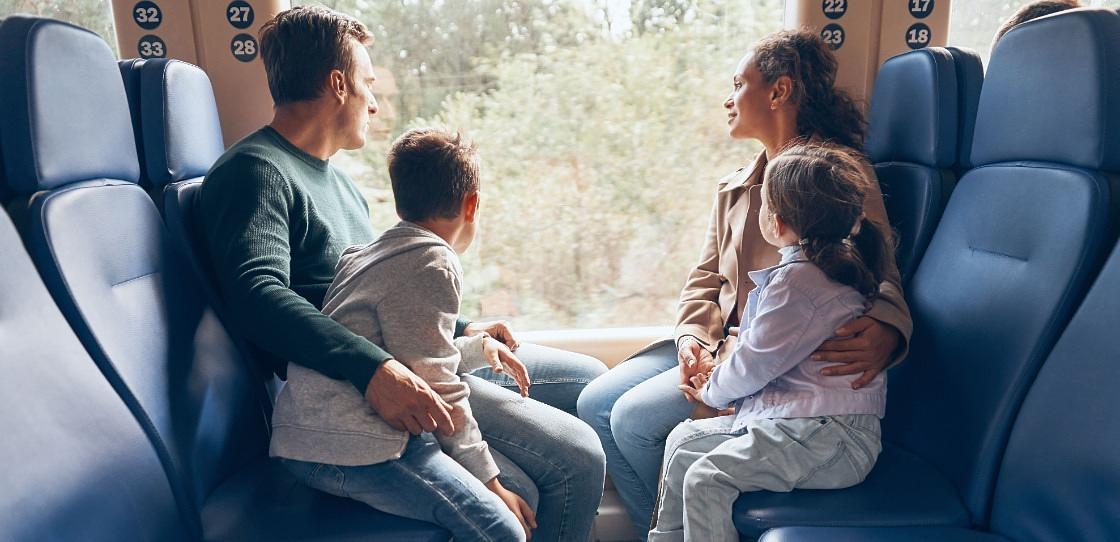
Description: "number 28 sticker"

(231, 33), (258, 62)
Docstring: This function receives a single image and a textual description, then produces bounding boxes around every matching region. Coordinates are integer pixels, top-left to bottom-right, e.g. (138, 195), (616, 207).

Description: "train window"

(950, 0), (1117, 63)
(305, 0), (785, 331)
(0, 0), (117, 55)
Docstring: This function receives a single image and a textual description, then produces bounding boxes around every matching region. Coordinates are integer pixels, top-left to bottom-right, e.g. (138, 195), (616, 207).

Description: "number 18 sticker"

(906, 23), (931, 49)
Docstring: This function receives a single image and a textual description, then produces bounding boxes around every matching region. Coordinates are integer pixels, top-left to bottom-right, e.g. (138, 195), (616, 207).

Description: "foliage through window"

(0, 0), (117, 54)
(307, 0), (785, 331)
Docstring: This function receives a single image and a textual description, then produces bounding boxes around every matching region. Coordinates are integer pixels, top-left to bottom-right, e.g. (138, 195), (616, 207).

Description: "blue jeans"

(576, 342), (692, 538)
(282, 434), (532, 542)
(285, 343), (607, 542)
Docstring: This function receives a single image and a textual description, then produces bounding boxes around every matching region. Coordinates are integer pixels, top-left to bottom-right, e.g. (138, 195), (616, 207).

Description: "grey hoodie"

(269, 222), (497, 482)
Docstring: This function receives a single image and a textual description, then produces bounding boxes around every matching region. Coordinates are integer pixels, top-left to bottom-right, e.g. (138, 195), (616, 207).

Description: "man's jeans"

(283, 343), (607, 542)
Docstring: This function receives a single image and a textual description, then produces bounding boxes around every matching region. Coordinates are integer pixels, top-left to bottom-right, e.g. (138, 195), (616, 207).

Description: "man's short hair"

(388, 129), (480, 222)
(259, 5), (373, 105)
(994, 0), (1081, 43)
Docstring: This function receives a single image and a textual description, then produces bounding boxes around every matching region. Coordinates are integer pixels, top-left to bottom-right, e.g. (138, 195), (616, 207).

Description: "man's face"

(339, 40), (378, 150)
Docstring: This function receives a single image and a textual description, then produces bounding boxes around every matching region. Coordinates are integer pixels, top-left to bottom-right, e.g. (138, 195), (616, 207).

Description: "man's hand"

(484, 336), (531, 397)
(463, 320), (519, 349)
(812, 316), (901, 389)
(365, 359), (456, 435)
(678, 337), (715, 401)
(486, 477), (537, 540)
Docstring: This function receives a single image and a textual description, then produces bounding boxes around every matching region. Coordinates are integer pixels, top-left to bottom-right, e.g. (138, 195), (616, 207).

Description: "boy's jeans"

(282, 434), (530, 542)
(649, 414), (882, 542)
(284, 343), (607, 542)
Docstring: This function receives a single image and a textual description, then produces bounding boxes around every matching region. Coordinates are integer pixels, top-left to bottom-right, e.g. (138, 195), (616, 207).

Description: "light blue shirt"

(701, 246), (887, 430)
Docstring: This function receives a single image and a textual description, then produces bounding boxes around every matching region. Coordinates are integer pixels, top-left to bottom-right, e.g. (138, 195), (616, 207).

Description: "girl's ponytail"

(765, 145), (890, 299)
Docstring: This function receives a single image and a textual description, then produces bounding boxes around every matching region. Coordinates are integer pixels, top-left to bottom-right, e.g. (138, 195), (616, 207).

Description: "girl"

(577, 29), (910, 537)
(648, 143), (889, 542)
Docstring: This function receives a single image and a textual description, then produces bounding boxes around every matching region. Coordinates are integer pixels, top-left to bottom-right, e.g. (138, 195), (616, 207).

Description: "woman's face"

(725, 54), (774, 140)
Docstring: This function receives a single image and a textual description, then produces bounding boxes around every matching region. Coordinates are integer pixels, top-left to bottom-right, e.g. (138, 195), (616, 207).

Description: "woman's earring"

(770, 102), (778, 110)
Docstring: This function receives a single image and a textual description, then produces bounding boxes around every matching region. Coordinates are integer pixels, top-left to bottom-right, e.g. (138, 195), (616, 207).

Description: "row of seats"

(1, 8), (1119, 542)
(739, 7), (1120, 541)
(0, 16), (452, 542)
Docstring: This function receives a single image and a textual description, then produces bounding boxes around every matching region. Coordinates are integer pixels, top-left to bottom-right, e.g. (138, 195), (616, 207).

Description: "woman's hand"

(812, 316), (901, 389)
(464, 320), (519, 349)
(484, 336), (530, 397)
(485, 478), (537, 540)
(678, 337), (715, 400)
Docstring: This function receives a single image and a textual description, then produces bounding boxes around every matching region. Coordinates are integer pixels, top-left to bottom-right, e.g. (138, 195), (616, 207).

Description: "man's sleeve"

(200, 156), (392, 393)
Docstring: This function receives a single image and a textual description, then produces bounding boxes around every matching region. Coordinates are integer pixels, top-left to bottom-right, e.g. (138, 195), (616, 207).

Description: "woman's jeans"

(282, 342), (607, 542)
(576, 342), (693, 538)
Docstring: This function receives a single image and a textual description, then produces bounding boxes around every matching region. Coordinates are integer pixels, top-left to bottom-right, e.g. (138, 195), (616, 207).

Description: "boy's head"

(993, 0), (1081, 45)
(388, 128), (481, 250)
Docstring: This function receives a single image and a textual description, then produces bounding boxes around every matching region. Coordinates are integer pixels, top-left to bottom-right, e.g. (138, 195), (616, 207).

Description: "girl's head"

(761, 143), (888, 298)
(725, 29), (866, 150)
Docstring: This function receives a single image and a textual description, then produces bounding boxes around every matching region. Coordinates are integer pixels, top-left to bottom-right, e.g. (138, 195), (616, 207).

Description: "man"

(198, 6), (605, 540)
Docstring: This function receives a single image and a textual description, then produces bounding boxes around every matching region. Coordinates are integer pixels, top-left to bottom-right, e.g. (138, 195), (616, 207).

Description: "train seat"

(0, 16), (449, 542)
(733, 7), (1120, 538)
(945, 47), (983, 175)
(865, 47), (962, 283)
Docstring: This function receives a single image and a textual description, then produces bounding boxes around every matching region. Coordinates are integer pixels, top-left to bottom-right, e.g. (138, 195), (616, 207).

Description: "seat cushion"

(866, 48), (958, 168)
(140, 59), (225, 190)
(202, 458), (450, 542)
(733, 442), (968, 538)
(759, 526), (1008, 542)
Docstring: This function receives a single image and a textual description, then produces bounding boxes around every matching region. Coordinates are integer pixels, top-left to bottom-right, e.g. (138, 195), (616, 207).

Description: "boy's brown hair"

(994, 0), (1081, 44)
(388, 129), (480, 222)
(259, 5), (373, 105)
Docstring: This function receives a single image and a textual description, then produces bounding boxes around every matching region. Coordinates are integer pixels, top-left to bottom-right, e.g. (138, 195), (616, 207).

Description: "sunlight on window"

(304, 0), (785, 331)
(0, 0), (118, 55)
(949, 0), (1113, 65)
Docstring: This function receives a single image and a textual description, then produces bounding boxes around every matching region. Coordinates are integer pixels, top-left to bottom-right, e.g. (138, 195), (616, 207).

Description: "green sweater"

(198, 126), (469, 393)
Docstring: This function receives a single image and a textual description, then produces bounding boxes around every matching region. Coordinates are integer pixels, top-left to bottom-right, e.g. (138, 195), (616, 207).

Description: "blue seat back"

(0, 207), (191, 542)
(119, 58), (149, 189)
(882, 8), (1120, 526)
(866, 47), (959, 282)
(138, 58), (284, 399)
(977, 11), (1120, 541)
(0, 15), (270, 528)
(945, 47), (983, 173)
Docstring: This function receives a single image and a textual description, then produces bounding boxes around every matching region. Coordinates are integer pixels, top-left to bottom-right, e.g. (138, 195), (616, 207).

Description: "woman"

(576, 29), (912, 537)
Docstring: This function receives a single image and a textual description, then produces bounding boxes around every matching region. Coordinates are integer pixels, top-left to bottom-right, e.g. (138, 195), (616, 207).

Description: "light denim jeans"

(648, 414), (882, 542)
(576, 342), (693, 538)
(283, 342), (607, 542)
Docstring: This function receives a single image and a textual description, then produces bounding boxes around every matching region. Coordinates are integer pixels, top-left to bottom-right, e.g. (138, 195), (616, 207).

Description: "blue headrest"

(119, 59), (149, 187)
(140, 59), (225, 190)
(946, 47), (983, 170)
(0, 16), (139, 194)
(971, 8), (1120, 170)
(866, 48), (958, 168)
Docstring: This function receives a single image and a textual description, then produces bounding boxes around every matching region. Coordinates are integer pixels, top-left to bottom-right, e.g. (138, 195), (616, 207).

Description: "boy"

(270, 128), (536, 540)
